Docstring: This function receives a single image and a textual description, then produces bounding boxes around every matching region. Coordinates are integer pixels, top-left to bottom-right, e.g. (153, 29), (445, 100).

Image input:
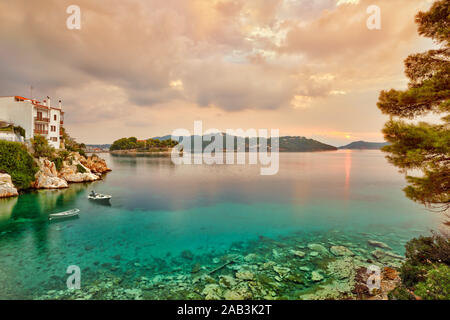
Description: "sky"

(0, 0), (436, 146)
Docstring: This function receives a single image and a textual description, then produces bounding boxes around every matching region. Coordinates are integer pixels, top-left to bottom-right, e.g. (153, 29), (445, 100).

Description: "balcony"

(60, 120), (64, 125)
(34, 129), (48, 135)
(35, 117), (50, 123)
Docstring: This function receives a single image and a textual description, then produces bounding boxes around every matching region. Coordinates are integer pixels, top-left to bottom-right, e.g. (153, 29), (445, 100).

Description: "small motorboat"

(88, 191), (112, 201)
(49, 209), (80, 221)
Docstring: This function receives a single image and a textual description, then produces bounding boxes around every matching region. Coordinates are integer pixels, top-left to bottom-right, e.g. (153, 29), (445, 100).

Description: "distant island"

(338, 141), (390, 150)
(109, 135), (337, 153)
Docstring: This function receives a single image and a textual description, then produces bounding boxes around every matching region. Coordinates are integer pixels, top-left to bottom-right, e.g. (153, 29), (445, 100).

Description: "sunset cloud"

(0, 0), (435, 145)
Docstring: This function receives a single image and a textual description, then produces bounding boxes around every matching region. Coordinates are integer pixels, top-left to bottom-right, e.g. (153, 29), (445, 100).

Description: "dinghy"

(49, 209), (80, 221)
(88, 191), (112, 201)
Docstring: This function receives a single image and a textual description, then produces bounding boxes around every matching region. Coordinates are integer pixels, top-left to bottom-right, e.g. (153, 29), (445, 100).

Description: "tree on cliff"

(377, 0), (449, 212)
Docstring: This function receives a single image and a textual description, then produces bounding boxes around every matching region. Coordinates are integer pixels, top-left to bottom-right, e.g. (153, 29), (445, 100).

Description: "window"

(51, 125), (56, 132)
(51, 137), (57, 142)
(54, 115), (57, 121)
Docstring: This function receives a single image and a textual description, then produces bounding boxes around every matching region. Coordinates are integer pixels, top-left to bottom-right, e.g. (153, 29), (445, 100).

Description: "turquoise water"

(0, 151), (440, 299)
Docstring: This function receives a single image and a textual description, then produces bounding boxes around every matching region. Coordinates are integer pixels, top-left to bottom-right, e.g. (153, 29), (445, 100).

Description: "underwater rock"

(326, 257), (357, 280)
(262, 261), (276, 270)
(202, 284), (223, 300)
(272, 249), (282, 258)
(368, 240), (391, 250)
(371, 249), (403, 261)
(309, 251), (319, 257)
(236, 270), (254, 281)
(308, 244), (329, 256)
(124, 288), (142, 299)
(181, 250), (194, 260)
(330, 246), (354, 257)
(219, 275), (236, 288)
(112, 255), (121, 261)
(191, 263), (202, 274)
(291, 250), (306, 258)
(223, 283), (252, 300)
(311, 271), (324, 282)
(244, 253), (258, 262)
(273, 266), (290, 277)
(299, 266), (311, 272)
(286, 273), (305, 284)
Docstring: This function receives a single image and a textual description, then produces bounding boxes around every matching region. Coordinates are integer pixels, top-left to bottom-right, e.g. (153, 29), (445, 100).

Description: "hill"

(338, 141), (389, 150)
(150, 134), (337, 152)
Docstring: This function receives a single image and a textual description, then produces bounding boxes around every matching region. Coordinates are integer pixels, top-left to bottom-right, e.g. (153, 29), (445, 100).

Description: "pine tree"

(377, 0), (449, 212)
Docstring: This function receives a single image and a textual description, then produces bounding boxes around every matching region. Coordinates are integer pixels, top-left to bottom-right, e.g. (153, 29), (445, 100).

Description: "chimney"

(58, 100), (62, 109)
(47, 96), (51, 108)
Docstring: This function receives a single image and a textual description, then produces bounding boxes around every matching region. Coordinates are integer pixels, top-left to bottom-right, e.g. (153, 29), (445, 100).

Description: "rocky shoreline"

(35, 231), (405, 300)
(0, 152), (111, 197)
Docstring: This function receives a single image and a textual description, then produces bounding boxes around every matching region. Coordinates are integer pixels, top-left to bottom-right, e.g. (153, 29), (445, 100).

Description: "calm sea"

(0, 151), (440, 299)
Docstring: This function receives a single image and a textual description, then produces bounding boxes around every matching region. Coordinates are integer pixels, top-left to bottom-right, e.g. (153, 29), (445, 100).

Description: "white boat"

(49, 209), (80, 221)
(88, 191), (112, 201)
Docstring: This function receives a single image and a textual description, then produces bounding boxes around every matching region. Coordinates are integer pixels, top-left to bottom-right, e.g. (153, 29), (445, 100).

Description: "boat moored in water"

(88, 191), (112, 201)
(48, 209), (80, 221)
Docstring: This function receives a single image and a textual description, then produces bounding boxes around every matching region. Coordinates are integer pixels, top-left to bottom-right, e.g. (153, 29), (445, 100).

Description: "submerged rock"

(273, 266), (290, 277)
(326, 257), (358, 280)
(330, 246), (354, 257)
(236, 270), (254, 281)
(368, 240), (391, 250)
(202, 284), (222, 300)
(291, 250), (306, 258)
(191, 263), (202, 274)
(244, 253), (258, 262)
(308, 244), (329, 256)
(223, 283), (252, 300)
(311, 271), (324, 282)
(181, 250), (194, 260)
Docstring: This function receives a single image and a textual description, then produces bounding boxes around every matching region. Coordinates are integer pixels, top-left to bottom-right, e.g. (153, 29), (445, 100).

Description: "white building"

(0, 96), (64, 149)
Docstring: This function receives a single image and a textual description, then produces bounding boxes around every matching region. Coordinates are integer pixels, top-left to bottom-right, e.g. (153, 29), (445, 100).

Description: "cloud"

(0, 0), (435, 143)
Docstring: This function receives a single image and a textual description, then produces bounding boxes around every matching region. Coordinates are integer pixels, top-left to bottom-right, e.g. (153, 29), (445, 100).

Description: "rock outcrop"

(352, 266), (401, 300)
(0, 173), (19, 198)
(33, 159), (68, 189)
(33, 152), (110, 189)
(59, 165), (99, 183)
(81, 154), (111, 174)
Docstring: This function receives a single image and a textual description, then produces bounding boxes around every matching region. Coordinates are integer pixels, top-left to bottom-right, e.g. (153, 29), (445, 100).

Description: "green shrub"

(58, 149), (70, 161)
(397, 234), (450, 300)
(53, 157), (63, 171)
(31, 135), (55, 158)
(76, 164), (86, 173)
(0, 140), (38, 189)
(78, 149), (86, 158)
(404, 235), (450, 265)
(415, 264), (450, 300)
(399, 263), (428, 288)
(388, 286), (415, 300)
